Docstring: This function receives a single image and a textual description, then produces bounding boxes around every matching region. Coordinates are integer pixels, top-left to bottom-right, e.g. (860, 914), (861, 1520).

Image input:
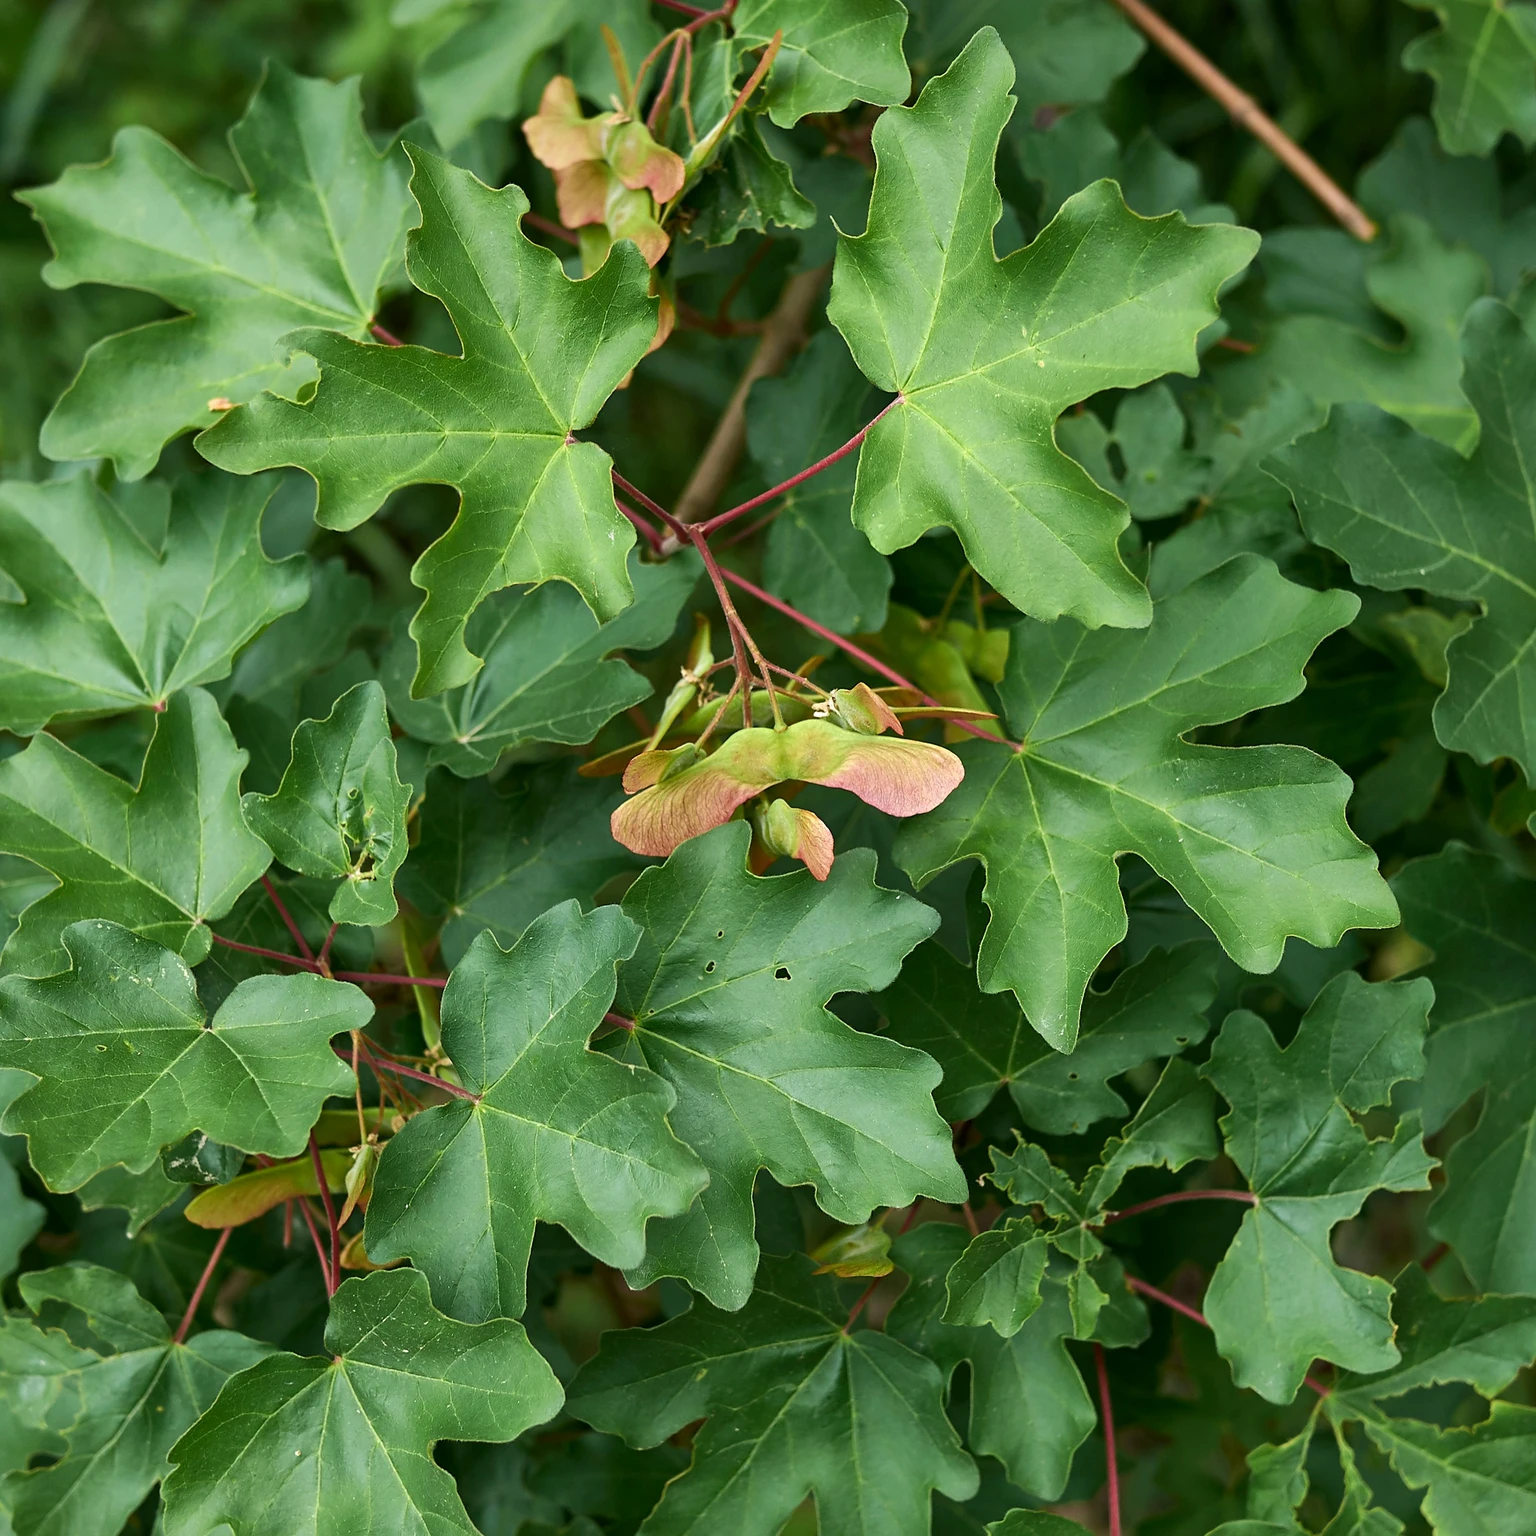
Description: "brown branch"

(1107, 0), (1376, 242)
(666, 265), (830, 534)
(174, 1227), (233, 1344)
(1095, 1344), (1122, 1536)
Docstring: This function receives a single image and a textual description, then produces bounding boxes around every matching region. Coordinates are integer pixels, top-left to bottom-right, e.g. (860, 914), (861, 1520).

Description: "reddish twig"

(613, 471), (688, 538)
(334, 1044), (479, 1102)
(697, 396), (902, 538)
(317, 924), (338, 977)
(718, 567), (1016, 747)
(174, 1226), (233, 1344)
(843, 1276), (882, 1333)
(1421, 1241), (1450, 1272)
(652, 0), (708, 14)
(604, 1011), (637, 1032)
(210, 934), (321, 971)
(309, 1133), (341, 1295)
(262, 875), (315, 960)
(333, 970), (448, 990)
(683, 0), (739, 36)
(1107, 0), (1376, 241)
(1099, 1189), (1256, 1226)
(1127, 1277), (1330, 1396)
(523, 210), (580, 246)
(370, 322), (404, 347)
(1095, 1344), (1122, 1536)
(296, 1195), (332, 1293)
(617, 497), (665, 555)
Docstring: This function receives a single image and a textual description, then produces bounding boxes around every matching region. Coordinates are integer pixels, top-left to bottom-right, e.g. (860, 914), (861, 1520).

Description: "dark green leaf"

(199, 146), (657, 697)
(880, 940), (1218, 1128)
(610, 822), (963, 1308)
(0, 920), (362, 1190)
(18, 65), (412, 479)
(399, 763), (638, 968)
(1, 1263), (271, 1536)
(1402, 0), (1536, 155)
(897, 555), (1395, 1049)
(1273, 299), (1536, 787)
(365, 901), (706, 1321)
(0, 472), (307, 735)
(1202, 973), (1437, 1402)
(241, 681), (409, 926)
(160, 1267), (564, 1536)
(383, 551), (698, 775)
(567, 1253), (978, 1535)
(0, 688), (271, 976)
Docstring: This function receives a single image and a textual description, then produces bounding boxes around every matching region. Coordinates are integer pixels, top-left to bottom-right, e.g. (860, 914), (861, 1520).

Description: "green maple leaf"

(940, 1216), (1050, 1336)
(241, 681), (410, 927)
(1330, 1263), (1536, 1415)
(227, 555), (373, 720)
(895, 554), (1396, 1050)
(886, 1224), (1096, 1501)
(399, 763), (638, 968)
(1358, 1403), (1536, 1533)
(1201, 972), (1438, 1403)
(608, 822), (963, 1309)
(383, 551), (699, 776)
(1, 1264), (271, 1536)
(826, 27), (1258, 630)
(746, 329), (892, 637)
(160, 1267), (563, 1536)
(1402, 0), (1536, 155)
(0, 1070), (43, 1279)
(1273, 299), (1536, 784)
(199, 146), (658, 698)
(567, 1252), (978, 1535)
(365, 901), (706, 1322)
(1247, 216), (1485, 451)
(904, 0), (1144, 118)
(18, 65), (412, 481)
(0, 471), (307, 736)
(880, 939), (1217, 1127)
(733, 0), (911, 127)
(1393, 844), (1536, 1292)
(0, 920), (363, 1191)
(0, 688), (271, 976)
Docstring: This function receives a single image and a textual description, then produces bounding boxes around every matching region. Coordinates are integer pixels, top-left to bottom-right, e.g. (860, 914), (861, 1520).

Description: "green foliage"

(3, 4), (1535, 1533)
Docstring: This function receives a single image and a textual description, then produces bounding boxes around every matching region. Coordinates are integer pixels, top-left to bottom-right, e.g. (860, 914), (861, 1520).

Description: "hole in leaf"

(775, 966), (791, 981)
(716, 929), (725, 939)
(704, 960), (716, 973)
(1067, 1071), (1078, 1080)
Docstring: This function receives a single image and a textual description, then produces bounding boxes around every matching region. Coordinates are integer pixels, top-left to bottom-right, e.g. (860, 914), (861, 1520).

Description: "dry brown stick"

(1108, 0), (1376, 242)
(665, 264), (829, 538)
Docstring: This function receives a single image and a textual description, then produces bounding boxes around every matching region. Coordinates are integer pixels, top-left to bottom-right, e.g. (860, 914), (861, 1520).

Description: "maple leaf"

(1202, 972), (1438, 1402)
(0, 1264), (271, 1536)
(0, 471), (306, 736)
(1393, 843), (1536, 1292)
(1402, 0), (1536, 155)
(880, 939), (1217, 1128)
(198, 145), (658, 697)
(896, 554), (1397, 1050)
(0, 920), (363, 1191)
(365, 901), (706, 1322)
(733, 0), (912, 126)
(0, 688), (271, 976)
(1243, 214), (1486, 452)
(241, 681), (411, 927)
(159, 1268), (564, 1536)
(886, 1224), (1097, 1501)
(607, 822), (964, 1308)
(18, 65), (412, 480)
(827, 27), (1259, 630)
(399, 763), (638, 967)
(383, 550), (699, 776)
(1272, 298), (1536, 786)
(567, 1253), (978, 1536)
